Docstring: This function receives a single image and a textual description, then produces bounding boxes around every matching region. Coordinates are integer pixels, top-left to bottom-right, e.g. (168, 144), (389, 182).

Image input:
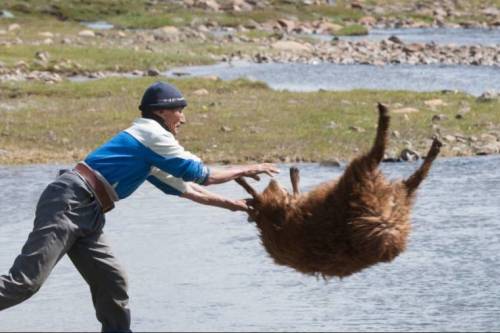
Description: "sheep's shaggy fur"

(237, 103), (442, 278)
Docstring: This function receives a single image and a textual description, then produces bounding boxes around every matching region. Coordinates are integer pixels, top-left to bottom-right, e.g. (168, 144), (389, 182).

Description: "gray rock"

(35, 51), (50, 62)
(388, 35), (403, 44)
(399, 148), (420, 161)
(477, 90), (499, 102)
(349, 126), (365, 132)
(474, 143), (500, 155)
(319, 159), (341, 167)
(432, 114), (448, 122)
(326, 121), (337, 129)
(147, 68), (161, 76)
(0, 10), (15, 18)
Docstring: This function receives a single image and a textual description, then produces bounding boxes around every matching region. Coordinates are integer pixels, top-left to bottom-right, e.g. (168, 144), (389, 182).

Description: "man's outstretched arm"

(204, 163), (279, 186)
(181, 182), (249, 212)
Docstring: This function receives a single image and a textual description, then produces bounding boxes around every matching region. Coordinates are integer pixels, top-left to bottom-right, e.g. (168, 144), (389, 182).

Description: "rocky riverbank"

(1, 0), (499, 83)
(0, 21), (499, 84)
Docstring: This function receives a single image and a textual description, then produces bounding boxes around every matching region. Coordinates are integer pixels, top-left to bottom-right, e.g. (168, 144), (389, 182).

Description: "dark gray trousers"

(0, 171), (131, 332)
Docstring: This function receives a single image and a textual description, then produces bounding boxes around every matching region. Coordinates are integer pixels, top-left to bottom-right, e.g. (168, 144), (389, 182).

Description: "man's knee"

(0, 274), (42, 310)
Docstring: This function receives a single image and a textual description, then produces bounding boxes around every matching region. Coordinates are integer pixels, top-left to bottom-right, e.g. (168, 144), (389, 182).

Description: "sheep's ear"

(235, 177), (260, 199)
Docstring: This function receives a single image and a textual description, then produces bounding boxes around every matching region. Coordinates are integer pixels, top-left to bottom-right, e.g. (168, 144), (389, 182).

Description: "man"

(0, 81), (279, 331)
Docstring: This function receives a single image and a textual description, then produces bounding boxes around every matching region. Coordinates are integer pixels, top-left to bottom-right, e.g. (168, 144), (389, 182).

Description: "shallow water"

(1, 156), (499, 331)
(166, 62), (500, 96)
(81, 21), (114, 30)
(322, 27), (500, 46)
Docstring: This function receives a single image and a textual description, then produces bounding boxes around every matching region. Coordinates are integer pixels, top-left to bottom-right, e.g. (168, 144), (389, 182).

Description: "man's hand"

(227, 199), (250, 212)
(242, 163), (280, 181)
(204, 163), (280, 185)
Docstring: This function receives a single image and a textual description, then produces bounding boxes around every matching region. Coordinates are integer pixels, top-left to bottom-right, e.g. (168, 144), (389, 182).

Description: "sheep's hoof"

(428, 138), (443, 157)
(377, 102), (389, 117)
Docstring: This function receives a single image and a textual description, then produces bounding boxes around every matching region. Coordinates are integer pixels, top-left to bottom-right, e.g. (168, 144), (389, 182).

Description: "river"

(1, 156), (499, 331)
(166, 62), (500, 96)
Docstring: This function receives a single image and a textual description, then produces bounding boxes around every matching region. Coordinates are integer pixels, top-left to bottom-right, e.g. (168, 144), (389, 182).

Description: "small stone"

(0, 10), (15, 18)
(443, 135), (456, 143)
(432, 114), (448, 122)
(477, 90), (499, 102)
(8, 23), (20, 31)
(393, 107), (419, 114)
(47, 130), (57, 141)
(319, 159), (341, 167)
(78, 30), (95, 38)
(424, 99), (447, 108)
(192, 88), (209, 96)
(326, 121), (337, 129)
(220, 125), (232, 132)
(272, 41), (312, 53)
(349, 126), (365, 132)
(172, 72), (190, 77)
(201, 75), (220, 81)
(147, 68), (161, 76)
(38, 32), (54, 38)
(399, 148), (420, 162)
(388, 35), (403, 44)
(35, 51), (50, 62)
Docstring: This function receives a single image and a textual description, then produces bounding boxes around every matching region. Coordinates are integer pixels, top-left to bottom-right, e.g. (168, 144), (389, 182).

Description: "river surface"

(324, 27), (500, 46)
(1, 156), (499, 331)
(166, 62), (500, 96)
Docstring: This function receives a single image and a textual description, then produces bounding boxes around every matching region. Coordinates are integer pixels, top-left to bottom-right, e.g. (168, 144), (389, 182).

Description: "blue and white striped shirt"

(84, 118), (209, 199)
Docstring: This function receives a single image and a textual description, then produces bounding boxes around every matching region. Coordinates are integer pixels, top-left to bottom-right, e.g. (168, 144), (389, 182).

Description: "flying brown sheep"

(236, 103), (442, 278)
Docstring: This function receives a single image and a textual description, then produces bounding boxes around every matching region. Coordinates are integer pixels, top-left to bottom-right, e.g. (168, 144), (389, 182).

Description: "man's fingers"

(265, 170), (275, 177)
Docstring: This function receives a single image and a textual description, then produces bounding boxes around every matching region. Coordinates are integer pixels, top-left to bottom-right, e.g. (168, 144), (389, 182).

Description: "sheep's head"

(236, 177), (292, 229)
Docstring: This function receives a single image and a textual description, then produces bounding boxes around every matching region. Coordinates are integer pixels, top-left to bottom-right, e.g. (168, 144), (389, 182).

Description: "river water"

(1, 156), (499, 331)
(167, 27), (500, 96)
(323, 27), (500, 46)
(166, 62), (500, 96)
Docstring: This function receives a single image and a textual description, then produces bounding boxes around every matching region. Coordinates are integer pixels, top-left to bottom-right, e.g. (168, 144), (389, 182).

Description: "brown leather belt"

(74, 162), (115, 213)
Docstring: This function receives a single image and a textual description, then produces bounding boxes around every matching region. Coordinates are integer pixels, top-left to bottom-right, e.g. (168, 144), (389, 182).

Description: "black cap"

(139, 81), (187, 112)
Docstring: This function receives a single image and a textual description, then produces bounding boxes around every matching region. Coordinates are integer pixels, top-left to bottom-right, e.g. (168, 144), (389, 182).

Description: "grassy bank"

(1, 77), (498, 165)
(3, 0), (498, 29)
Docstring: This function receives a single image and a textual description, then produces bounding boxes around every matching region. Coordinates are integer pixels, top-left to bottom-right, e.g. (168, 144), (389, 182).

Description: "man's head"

(139, 81), (187, 136)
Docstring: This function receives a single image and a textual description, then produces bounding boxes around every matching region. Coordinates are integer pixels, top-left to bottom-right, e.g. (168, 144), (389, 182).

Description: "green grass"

(0, 38), (222, 72)
(334, 24), (369, 36)
(1, 77), (498, 165)
(5, 0), (496, 30)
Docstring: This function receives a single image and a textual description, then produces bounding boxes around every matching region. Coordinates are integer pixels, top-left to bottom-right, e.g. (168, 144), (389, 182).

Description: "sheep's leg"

(290, 166), (300, 197)
(404, 138), (442, 194)
(235, 177), (259, 198)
